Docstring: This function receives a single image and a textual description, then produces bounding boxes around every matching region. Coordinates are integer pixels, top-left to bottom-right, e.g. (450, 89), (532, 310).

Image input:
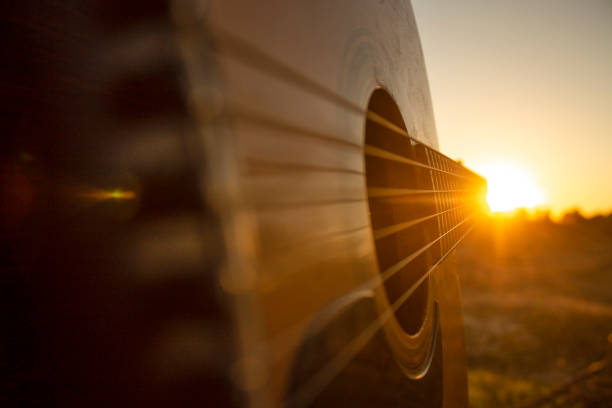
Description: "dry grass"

(457, 214), (612, 407)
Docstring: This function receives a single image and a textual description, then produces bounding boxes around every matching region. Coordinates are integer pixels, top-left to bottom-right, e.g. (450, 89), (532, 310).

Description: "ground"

(457, 214), (612, 407)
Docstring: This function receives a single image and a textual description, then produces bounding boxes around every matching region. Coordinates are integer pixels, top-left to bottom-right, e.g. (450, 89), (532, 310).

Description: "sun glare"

(475, 162), (545, 213)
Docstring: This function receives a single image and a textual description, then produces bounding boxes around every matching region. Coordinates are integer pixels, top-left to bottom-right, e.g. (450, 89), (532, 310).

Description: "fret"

(365, 144), (473, 180)
(366, 134), (485, 259)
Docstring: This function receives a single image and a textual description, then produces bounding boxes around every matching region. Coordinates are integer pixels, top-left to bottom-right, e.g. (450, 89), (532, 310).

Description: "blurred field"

(457, 212), (612, 407)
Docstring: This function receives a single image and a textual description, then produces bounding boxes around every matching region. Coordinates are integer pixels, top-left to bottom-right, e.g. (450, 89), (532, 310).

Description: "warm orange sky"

(413, 0), (612, 216)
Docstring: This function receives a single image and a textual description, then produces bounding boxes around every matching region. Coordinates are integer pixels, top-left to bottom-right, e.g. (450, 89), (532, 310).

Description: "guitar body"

(3, 1), (479, 407)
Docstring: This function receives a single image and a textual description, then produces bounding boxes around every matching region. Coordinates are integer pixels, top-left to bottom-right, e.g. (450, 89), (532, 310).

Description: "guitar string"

(231, 105), (363, 150)
(367, 187), (471, 198)
(245, 158), (364, 176)
(230, 104), (474, 181)
(373, 213), (474, 286)
(286, 220), (479, 408)
(210, 25), (483, 180)
(248, 203), (469, 291)
(364, 144), (473, 181)
(250, 197), (365, 210)
(249, 190), (472, 209)
(244, 156), (479, 211)
(254, 201), (470, 295)
(258, 211), (476, 368)
(373, 203), (468, 240)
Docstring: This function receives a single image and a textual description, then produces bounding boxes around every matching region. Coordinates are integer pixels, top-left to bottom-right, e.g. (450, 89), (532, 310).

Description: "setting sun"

(475, 162), (545, 213)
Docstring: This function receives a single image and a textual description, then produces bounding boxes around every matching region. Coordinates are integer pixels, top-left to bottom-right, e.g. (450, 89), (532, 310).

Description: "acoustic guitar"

(2, 1), (486, 407)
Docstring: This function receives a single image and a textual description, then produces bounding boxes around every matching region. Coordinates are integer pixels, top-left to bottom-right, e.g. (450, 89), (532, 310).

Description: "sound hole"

(364, 89), (438, 335)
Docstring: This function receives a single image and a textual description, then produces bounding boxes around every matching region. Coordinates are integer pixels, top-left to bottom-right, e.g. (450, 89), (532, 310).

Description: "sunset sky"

(412, 0), (612, 217)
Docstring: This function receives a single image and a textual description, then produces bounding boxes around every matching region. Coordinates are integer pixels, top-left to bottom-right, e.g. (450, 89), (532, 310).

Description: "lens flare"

(81, 188), (136, 201)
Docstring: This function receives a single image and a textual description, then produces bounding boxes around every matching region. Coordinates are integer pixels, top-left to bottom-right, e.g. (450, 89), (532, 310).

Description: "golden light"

(80, 188), (136, 201)
(475, 162), (545, 213)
